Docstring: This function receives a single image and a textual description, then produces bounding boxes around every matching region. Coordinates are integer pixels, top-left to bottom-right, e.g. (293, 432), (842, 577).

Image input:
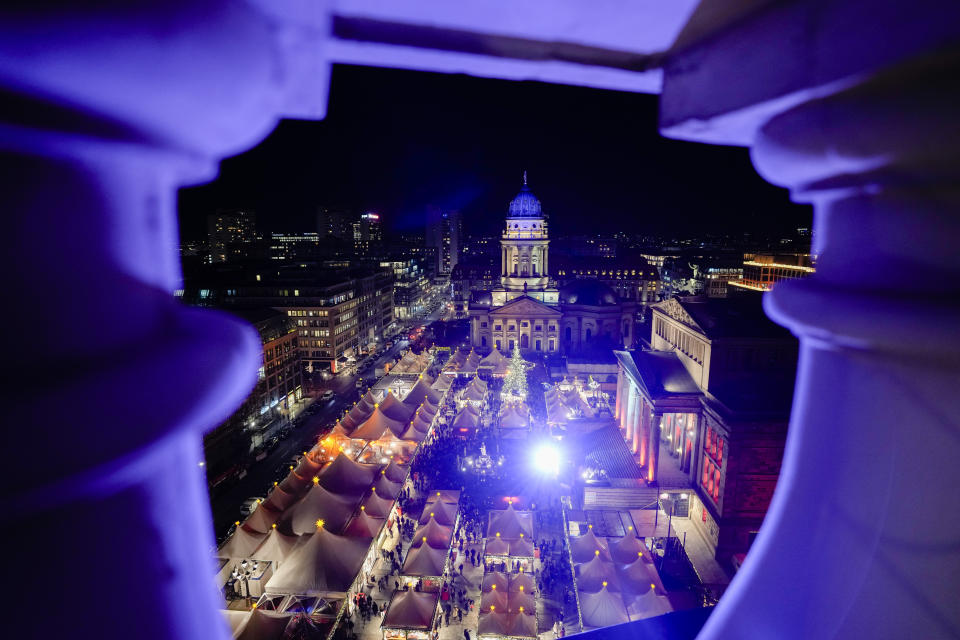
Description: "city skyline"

(177, 65), (811, 241)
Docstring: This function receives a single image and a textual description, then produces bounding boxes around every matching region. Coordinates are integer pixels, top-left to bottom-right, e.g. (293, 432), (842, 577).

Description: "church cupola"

(507, 171), (544, 218)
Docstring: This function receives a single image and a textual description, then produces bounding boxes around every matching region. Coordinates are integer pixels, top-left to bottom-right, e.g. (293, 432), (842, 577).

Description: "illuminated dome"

(559, 280), (618, 306)
(507, 172), (543, 218)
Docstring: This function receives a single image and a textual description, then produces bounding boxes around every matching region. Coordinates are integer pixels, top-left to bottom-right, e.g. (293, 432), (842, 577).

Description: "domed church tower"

(492, 172), (559, 305)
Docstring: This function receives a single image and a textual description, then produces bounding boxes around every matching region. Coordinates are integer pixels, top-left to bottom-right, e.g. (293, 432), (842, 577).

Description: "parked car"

(240, 496), (264, 518)
(321, 389), (335, 402)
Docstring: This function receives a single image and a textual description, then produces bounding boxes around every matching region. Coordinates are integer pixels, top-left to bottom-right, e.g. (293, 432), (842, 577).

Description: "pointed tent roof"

(380, 391), (417, 423)
(570, 529), (611, 563)
(482, 571), (508, 593)
(403, 376), (442, 407)
(609, 532), (647, 564)
(579, 584), (629, 629)
(481, 589), (508, 613)
(401, 423), (428, 442)
(401, 543), (447, 577)
(464, 351), (481, 372)
(418, 400), (439, 418)
(509, 538), (536, 558)
(576, 554), (620, 592)
(484, 535), (510, 556)
(351, 406), (407, 441)
(294, 455), (324, 479)
(343, 508), (385, 538)
(383, 459), (409, 483)
(425, 489), (460, 504)
(508, 590), (536, 613)
(506, 611), (537, 637)
(453, 408), (480, 429)
(317, 453), (382, 494)
(508, 573), (536, 593)
(372, 474), (402, 499)
(285, 481), (359, 535)
(218, 526), (267, 560)
(235, 608), (293, 640)
(372, 426), (408, 450)
(278, 471), (312, 496)
(500, 406), (529, 429)
(383, 589), (439, 630)
(250, 528), (303, 564)
(265, 485), (299, 511)
(479, 349), (508, 368)
(411, 517), (453, 549)
(478, 612), (535, 638)
(244, 502), (282, 533)
(418, 500), (457, 526)
(462, 385), (486, 403)
(265, 525), (371, 596)
(361, 489), (395, 517)
(409, 412), (433, 433)
(432, 375), (454, 391)
(616, 555), (660, 595)
(486, 504), (534, 540)
(329, 421), (351, 437)
(625, 587), (672, 619)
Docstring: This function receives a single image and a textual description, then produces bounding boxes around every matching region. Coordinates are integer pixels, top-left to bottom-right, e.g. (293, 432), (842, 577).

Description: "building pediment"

(489, 295), (561, 317)
(654, 298), (704, 334)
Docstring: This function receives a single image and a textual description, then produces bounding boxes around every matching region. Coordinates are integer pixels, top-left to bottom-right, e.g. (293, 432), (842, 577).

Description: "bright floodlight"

(532, 443), (560, 476)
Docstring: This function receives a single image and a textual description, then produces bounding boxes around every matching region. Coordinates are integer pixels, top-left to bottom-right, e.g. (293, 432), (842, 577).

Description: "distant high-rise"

(425, 207), (462, 277)
(207, 210), (257, 263)
(316, 207), (354, 241)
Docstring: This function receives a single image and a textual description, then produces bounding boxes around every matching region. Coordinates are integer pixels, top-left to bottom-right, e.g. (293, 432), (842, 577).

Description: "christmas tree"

(501, 345), (528, 401)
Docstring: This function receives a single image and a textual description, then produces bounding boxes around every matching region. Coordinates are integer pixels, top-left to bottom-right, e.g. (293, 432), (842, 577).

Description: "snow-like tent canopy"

(463, 351), (481, 373)
(609, 533), (647, 564)
(379, 391), (417, 423)
(382, 589), (439, 630)
(411, 516), (453, 549)
(284, 481), (360, 535)
(418, 500), (457, 526)
(244, 502), (282, 533)
(579, 584), (629, 629)
(343, 508), (385, 538)
(401, 543), (447, 577)
(317, 453), (381, 494)
(392, 350), (432, 375)
(403, 375), (442, 407)
(400, 423), (428, 442)
(340, 390), (377, 431)
(625, 586), (672, 620)
(250, 528), (303, 564)
(478, 611), (535, 638)
(570, 528), (611, 563)
(576, 554), (621, 593)
(351, 406), (406, 441)
(616, 555), (660, 595)
(265, 525), (371, 596)
(294, 454), (324, 479)
(218, 526), (267, 560)
(509, 590), (536, 613)
(486, 503), (534, 540)
(408, 412), (433, 434)
(361, 489), (395, 518)
(278, 471), (312, 496)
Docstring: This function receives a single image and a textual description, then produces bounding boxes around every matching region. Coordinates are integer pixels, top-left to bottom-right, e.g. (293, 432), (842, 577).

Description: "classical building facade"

(469, 176), (635, 354)
(614, 295), (797, 565)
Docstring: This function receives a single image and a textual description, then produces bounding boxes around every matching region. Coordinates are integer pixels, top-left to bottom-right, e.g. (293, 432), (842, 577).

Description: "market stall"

(381, 588), (440, 640)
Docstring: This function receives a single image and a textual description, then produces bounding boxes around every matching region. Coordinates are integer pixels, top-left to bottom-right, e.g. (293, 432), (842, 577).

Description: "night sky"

(178, 64), (810, 240)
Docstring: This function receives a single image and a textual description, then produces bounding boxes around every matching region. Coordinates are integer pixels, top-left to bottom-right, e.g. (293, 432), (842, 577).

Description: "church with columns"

(469, 175), (636, 354)
(613, 295), (797, 564)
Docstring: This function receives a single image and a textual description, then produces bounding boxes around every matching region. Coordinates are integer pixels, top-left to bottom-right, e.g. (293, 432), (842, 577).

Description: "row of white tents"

(217, 374), (452, 639)
(569, 527), (672, 630)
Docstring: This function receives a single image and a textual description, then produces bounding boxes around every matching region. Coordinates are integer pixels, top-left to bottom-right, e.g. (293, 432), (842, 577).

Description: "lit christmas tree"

(501, 345), (528, 401)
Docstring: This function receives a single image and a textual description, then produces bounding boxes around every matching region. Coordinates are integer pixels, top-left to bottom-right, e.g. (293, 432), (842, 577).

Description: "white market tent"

(283, 481), (360, 535)
(250, 528), (304, 564)
(218, 526), (267, 560)
(579, 584), (629, 629)
(570, 528), (612, 563)
(265, 525), (371, 597)
(486, 503), (534, 540)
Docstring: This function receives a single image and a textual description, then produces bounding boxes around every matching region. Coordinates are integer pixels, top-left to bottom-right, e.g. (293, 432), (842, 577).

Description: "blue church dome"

(507, 172), (543, 218)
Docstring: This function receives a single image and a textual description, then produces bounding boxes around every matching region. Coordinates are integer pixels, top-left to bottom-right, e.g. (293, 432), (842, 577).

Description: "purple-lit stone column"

(695, 53), (960, 640)
(0, 2), (330, 639)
